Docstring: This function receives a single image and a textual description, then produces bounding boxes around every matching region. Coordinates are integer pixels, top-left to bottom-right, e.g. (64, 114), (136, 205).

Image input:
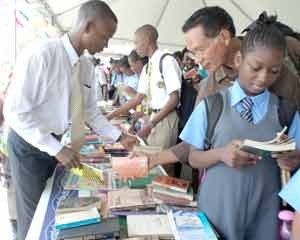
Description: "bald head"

(76, 0), (117, 25)
(135, 24), (159, 43)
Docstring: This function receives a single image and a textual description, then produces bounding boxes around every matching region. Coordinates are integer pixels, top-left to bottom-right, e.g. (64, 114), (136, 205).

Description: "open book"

(240, 127), (296, 156)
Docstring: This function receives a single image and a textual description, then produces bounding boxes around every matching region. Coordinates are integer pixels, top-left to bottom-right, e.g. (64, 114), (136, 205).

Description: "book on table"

(167, 209), (220, 240)
(127, 214), (174, 239)
(55, 207), (101, 230)
(152, 176), (190, 193)
(56, 196), (101, 214)
(111, 155), (148, 179)
(107, 188), (156, 212)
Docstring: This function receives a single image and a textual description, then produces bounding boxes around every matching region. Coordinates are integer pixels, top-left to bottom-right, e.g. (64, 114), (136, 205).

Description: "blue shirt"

(180, 81), (300, 150)
(279, 169), (300, 211)
(123, 74), (139, 90)
(111, 72), (123, 87)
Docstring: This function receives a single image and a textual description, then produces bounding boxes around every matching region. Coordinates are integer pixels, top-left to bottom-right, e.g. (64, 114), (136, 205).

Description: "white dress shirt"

(137, 49), (181, 109)
(4, 34), (121, 156)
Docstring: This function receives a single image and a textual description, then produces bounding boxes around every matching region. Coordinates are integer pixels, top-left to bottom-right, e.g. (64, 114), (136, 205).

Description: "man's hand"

(119, 133), (138, 151)
(221, 140), (260, 168)
(272, 151), (300, 171)
(55, 146), (81, 169)
(137, 122), (154, 139)
(130, 111), (144, 131)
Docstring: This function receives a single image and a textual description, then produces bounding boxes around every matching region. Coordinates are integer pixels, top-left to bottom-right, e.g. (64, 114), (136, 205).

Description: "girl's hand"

(221, 140), (260, 168)
(272, 151), (300, 171)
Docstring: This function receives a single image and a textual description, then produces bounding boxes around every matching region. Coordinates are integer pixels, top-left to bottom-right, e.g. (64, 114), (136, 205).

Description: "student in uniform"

(179, 16), (300, 240)
(107, 25), (181, 151)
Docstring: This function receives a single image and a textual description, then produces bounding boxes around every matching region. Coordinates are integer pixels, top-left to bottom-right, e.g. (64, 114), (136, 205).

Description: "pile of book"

(55, 197), (101, 230)
(149, 176), (195, 207)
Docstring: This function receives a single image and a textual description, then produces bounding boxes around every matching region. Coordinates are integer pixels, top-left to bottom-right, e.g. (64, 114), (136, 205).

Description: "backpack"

(145, 53), (198, 129)
(203, 92), (298, 150)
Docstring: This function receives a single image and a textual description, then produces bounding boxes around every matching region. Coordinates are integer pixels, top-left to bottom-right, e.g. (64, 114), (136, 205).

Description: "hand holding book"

(220, 140), (261, 169)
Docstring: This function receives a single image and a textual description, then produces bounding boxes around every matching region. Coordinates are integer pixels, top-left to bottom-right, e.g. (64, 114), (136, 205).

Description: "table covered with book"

(25, 103), (221, 240)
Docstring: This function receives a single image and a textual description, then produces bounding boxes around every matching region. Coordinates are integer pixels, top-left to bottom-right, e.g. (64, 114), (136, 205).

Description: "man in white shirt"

(4, 1), (136, 239)
(108, 25), (181, 154)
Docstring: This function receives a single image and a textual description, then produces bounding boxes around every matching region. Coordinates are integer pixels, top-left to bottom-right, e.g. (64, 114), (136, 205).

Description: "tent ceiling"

(29, 0), (300, 54)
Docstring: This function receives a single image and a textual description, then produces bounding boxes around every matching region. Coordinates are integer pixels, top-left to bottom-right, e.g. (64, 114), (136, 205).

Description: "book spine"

(55, 217), (101, 230)
(198, 212), (218, 240)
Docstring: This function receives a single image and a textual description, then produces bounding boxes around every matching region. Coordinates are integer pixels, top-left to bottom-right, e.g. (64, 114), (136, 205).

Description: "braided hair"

(241, 12), (286, 56)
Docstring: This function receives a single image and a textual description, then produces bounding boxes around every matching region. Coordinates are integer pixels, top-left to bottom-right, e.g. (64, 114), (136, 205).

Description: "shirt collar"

(149, 49), (161, 62)
(230, 80), (270, 107)
(61, 34), (80, 67)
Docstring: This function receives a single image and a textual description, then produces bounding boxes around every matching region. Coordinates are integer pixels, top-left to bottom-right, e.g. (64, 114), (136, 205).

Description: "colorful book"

(152, 176), (190, 193)
(57, 217), (120, 240)
(56, 196), (101, 214)
(55, 207), (100, 230)
(112, 156), (148, 179)
(167, 209), (219, 240)
(127, 214), (173, 238)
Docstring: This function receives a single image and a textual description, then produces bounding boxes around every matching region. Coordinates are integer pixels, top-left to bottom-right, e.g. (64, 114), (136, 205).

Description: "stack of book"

(150, 176), (194, 206)
(55, 206), (101, 230)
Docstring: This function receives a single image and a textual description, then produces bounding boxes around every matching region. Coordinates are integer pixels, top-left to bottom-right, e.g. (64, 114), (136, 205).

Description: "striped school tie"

(70, 60), (85, 152)
(240, 97), (254, 123)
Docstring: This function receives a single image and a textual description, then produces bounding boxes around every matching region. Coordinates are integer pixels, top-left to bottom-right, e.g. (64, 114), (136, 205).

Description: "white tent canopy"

(28, 0), (300, 54)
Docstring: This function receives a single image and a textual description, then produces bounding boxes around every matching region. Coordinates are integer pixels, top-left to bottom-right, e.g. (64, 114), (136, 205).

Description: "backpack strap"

(203, 92), (223, 150)
(277, 96), (298, 131)
(158, 53), (175, 80)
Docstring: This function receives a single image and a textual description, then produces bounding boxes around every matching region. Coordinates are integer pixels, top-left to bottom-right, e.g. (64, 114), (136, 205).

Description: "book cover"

(151, 185), (194, 201)
(57, 217), (120, 240)
(167, 209), (219, 240)
(55, 207), (100, 230)
(56, 196), (101, 214)
(112, 156), (148, 179)
(107, 189), (156, 211)
(127, 215), (173, 238)
(152, 176), (190, 193)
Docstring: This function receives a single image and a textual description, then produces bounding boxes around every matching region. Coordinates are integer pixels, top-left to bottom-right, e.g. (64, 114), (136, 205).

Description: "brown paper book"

(112, 156), (148, 179)
(152, 176), (190, 193)
(107, 189), (156, 211)
(56, 197), (101, 214)
(127, 214), (173, 238)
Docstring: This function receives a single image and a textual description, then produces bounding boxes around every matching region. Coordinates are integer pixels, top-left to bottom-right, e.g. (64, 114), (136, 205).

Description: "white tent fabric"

(28, 0), (300, 54)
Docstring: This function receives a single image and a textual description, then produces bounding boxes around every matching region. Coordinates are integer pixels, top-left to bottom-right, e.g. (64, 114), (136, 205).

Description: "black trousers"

(7, 130), (57, 240)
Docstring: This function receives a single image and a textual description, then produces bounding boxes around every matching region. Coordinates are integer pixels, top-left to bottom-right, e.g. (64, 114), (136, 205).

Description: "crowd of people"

(1, 0), (300, 239)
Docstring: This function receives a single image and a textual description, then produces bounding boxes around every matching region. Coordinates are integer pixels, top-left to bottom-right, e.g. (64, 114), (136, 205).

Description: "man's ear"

(83, 20), (93, 34)
(234, 51), (242, 68)
(219, 29), (232, 46)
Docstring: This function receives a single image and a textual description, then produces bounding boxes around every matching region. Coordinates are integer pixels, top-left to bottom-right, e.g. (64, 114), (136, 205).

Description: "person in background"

(3, 1), (136, 239)
(108, 24), (181, 175)
(173, 51), (183, 69)
(93, 57), (108, 101)
(108, 58), (123, 100)
(119, 56), (139, 101)
(128, 49), (148, 78)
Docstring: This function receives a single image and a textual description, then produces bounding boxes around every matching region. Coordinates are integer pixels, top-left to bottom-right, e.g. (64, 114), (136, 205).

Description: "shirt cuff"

(39, 134), (64, 156)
